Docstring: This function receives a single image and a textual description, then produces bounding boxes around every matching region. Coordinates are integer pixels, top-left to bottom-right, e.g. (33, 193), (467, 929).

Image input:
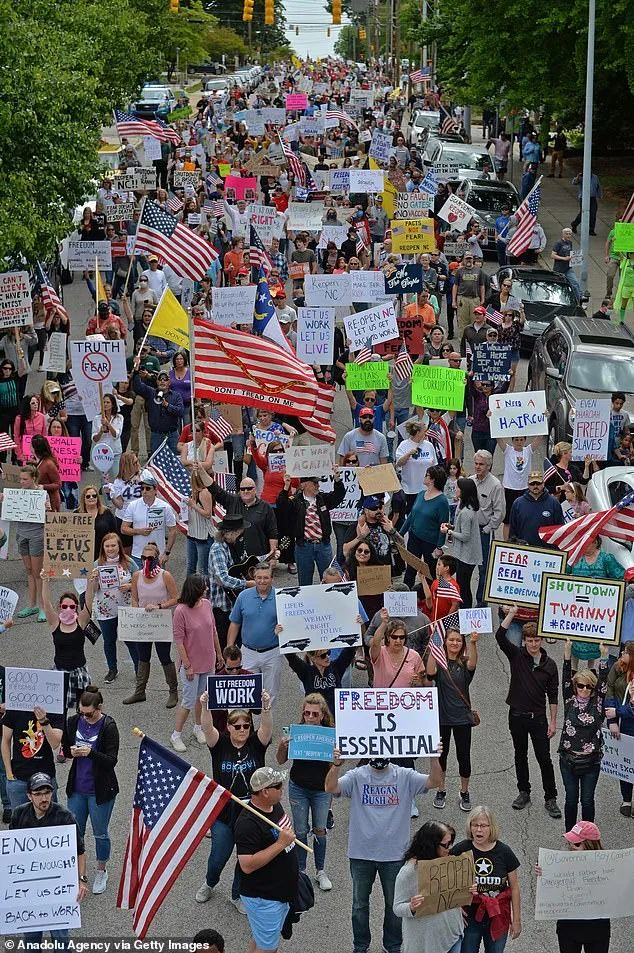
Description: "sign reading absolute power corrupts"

(538, 573), (625, 644)
(390, 217), (435, 254)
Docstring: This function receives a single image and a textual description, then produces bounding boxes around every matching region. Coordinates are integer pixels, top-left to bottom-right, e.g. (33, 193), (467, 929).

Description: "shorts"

(494, 158), (508, 174)
(179, 669), (213, 710)
(241, 896), (290, 951)
(504, 487), (525, 523)
(17, 532), (44, 558)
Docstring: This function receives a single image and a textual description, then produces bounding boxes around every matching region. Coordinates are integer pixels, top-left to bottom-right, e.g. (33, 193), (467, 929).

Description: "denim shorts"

(179, 670), (212, 710)
(241, 896), (289, 950)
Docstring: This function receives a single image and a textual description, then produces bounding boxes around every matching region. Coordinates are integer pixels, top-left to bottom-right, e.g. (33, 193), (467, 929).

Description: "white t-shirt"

(91, 413), (123, 455)
(503, 443), (533, 490)
(395, 438), (437, 494)
(122, 496), (177, 558)
(107, 477), (142, 520)
(141, 268), (168, 297)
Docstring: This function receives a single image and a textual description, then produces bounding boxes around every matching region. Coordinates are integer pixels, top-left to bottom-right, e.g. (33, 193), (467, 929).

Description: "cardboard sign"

(613, 221), (634, 252)
(572, 398), (611, 461)
(538, 573), (624, 645)
(105, 202), (136, 222)
(343, 301), (399, 351)
(329, 467), (361, 523)
(22, 435), (81, 482)
(600, 728), (634, 784)
(390, 218), (435, 254)
(289, 725), (336, 762)
(535, 846), (634, 921)
(66, 240), (112, 270)
(173, 170), (202, 189)
(489, 391), (547, 439)
(459, 607), (492, 634)
(296, 307), (335, 364)
(0, 271), (32, 329)
(224, 175), (257, 201)
(472, 343), (513, 382)
(0, 825), (81, 934)
(384, 262), (424, 295)
(44, 512), (95, 579)
(285, 93), (308, 110)
(206, 673), (263, 710)
(395, 543), (432, 579)
(1, 488), (47, 524)
(335, 687), (440, 759)
(3, 667), (66, 715)
(0, 586), (18, 622)
(356, 564), (392, 596)
(350, 270), (388, 303)
(369, 128), (393, 163)
(485, 541), (567, 607)
(284, 444), (335, 478)
(394, 193), (435, 219)
(44, 332), (68, 374)
(118, 606), (173, 641)
(304, 274), (352, 307)
(111, 168), (157, 191)
(212, 285), (257, 327)
(143, 135), (163, 161)
(437, 194), (475, 230)
(287, 202), (325, 231)
(0, 464), (22, 489)
(411, 364), (466, 411)
(349, 169), (384, 193)
(275, 582), (361, 653)
(357, 463), (401, 495)
(70, 339), (127, 389)
(416, 852), (476, 917)
(345, 361), (390, 391)
(384, 590), (418, 617)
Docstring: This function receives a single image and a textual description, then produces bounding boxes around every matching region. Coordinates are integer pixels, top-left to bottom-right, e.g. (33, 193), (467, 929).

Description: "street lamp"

(579, 0), (595, 299)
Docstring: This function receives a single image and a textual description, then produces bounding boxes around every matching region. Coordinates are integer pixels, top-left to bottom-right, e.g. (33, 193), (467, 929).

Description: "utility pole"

(580, 0), (595, 298)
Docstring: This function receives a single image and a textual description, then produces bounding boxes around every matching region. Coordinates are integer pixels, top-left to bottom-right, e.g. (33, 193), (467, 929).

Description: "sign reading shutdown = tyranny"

(334, 688), (440, 759)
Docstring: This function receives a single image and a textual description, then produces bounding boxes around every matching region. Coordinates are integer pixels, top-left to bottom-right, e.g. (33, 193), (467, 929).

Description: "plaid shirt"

(208, 539), (247, 612)
(271, 251), (288, 283)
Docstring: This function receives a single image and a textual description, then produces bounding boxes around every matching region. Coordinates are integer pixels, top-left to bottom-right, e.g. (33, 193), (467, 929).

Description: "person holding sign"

(29, 435), (61, 513)
(605, 644), (634, 818)
(440, 478), (482, 610)
(41, 574), (92, 712)
(370, 609), (424, 692)
(91, 393), (124, 481)
(565, 536), (625, 671)
(1, 466), (46, 620)
(85, 532), (136, 684)
(1, 704), (64, 810)
(277, 471), (345, 586)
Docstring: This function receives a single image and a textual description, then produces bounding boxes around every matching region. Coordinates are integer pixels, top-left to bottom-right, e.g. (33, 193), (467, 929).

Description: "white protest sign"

(111, 168), (157, 192)
(248, 204), (277, 246)
(437, 194), (475, 230)
(349, 169), (384, 193)
(601, 728), (634, 784)
(430, 162), (461, 181)
(143, 136), (163, 161)
(384, 590), (418, 617)
(0, 271), (32, 329)
(304, 274), (353, 307)
(262, 107), (286, 126)
(489, 391), (547, 439)
(118, 606), (174, 641)
(0, 825), (81, 935)
(538, 574), (624, 645)
(459, 607), (492, 634)
(3, 667), (66, 715)
(485, 541), (567, 608)
(572, 398), (611, 461)
(45, 333), (68, 374)
(276, 582), (361, 653)
(70, 339), (127, 389)
(343, 301), (399, 351)
(245, 110), (266, 136)
(0, 586), (18, 622)
(350, 270), (389, 303)
(211, 285), (257, 326)
(394, 193), (435, 219)
(317, 226), (346, 250)
(66, 241), (112, 270)
(105, 202), (136, 222)
(369, 128), (393, 163)
(335, 687), (440, 760)
(285, 444), (335, 478)
(329, 169), (350, 193)
(296, 308), (335, 364)
(329, 467), (360, 522)
(350, 88), (374, 108)
(535, 846), (634, 920)
(212, 450), (229, 474)
(287, 202), (326, 231)
(1, 488), (47, 524)
(187, 213), (202, 226)
(173, 170), (201, 189)
(569, 251), (584, 268)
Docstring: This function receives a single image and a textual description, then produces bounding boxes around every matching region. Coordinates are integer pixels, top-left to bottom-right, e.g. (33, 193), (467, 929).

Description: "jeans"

(288, 781), (330, 873)
(403, 532), (438, 588)
(565, 268), (582, 302)
(559, 757), (601, 831)
(496, 240), (508, 267)
(475, 530), (492, 605)
(132, 640), (172, 665)
(150, 430), (178, 455)
(7, 778), (58, 810)
(22, 930), (70, 951)
(571, 196), (597, 232)
(508, 711), (557, 800)
(100, 616), (119, 672)
(295, 540), (334, 586)
(333, 522), (351, 570)
(349, 858), (402, 953)
(0, 758), (10, 809)
(67, 792), (116, 863)
(206, 817), (240, 899)
(187, 535), (212, 579)
(462, 913), (508, 953)
(67, 413), (92, 468)
(471, 432), (497, 458)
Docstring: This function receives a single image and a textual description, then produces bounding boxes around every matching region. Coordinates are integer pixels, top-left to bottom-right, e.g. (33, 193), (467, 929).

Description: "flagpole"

(95, 255), (100, 305)
(131, 728), (313, 853)
(188, 305), (197, 438)
(136, 280), (167, 357)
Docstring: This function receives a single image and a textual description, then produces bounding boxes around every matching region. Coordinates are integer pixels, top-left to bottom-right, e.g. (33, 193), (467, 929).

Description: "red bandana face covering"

(143, 556), (161, 579)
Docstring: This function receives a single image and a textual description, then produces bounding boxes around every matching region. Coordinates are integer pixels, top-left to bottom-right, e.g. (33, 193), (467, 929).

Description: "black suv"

(493, 267), (586, 355)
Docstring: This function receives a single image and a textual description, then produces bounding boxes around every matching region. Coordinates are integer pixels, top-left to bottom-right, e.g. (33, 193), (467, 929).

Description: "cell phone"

(282, 726), (290, 736)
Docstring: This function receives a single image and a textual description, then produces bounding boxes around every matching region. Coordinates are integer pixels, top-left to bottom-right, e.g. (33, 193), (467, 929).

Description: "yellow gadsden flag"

(149, 287), (189, 350)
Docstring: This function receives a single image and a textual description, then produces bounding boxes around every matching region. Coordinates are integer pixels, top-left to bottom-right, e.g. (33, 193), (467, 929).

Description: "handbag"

(443, 663), (480, 727)
(83, 619), (102, 645)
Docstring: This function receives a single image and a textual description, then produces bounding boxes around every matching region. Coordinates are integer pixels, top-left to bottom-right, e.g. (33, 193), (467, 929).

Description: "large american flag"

(486, 305), (504, 327)
(298, 383), (337, 444)
(427, 417), (453, 463)
(117, 736), (231, 938)
(153, 117), (181, 145)
(440, 105), (459, 135)
(538, 490), (634, 564)
(249, 223), (273, 273)
(409, 70), (425, 84)
(354, 337), (373, 365)
(35, 263), (70, 324)
(507, 182), (542, 258)
(279, 135), (307, 186)
(326, 110), (359, 131)
(113, 109), (178, 145)
(146, 440), (191, 532)
(136, 200), (218, 280)
(393, 341), (413, 382)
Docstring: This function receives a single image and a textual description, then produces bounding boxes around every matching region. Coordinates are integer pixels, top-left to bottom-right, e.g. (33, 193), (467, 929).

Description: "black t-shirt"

(235, 800), (299, 902)
(452, 839), (520, 909)
(52, 624), (86, 670)
(290, 757), (331, 792)
(211, 734), (268, 825)
(433, 661), (475, 726)
(3, 710), (65, 781)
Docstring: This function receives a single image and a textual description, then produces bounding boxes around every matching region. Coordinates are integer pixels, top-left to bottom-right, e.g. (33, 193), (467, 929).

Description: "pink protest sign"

(23, 435), (82, 481)
(285, 93), (308, 111)
(224, 175), (258, 201)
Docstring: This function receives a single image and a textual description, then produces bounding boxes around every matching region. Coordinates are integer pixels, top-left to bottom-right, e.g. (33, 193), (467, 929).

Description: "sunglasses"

(84, 493), (98, 500)
(389, 634), (407, 641)
(576, 683), (593, 690)
(230, 722), (251, 730)
(528, 480), (543, 486)
(315, 652), (330, 660)
(60, 602), (77, 610)
(364, 397), (376, 402)
(141, 485), (154, 491)
(356, 549), (371, 555)
(239, 485), (255, 491)
(439, 839), (454, 849)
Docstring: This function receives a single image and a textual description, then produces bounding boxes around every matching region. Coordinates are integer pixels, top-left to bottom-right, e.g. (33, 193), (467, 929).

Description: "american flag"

(440, 105), (459, 135)
(136, 200), (218, 281)
(409, 70), (425, 84)
(486, 305), (504, 327)
(436, 578), (463, 604)
(0, 433), (16, 453)
(146, 440), (191, 532)
(539, 490), (634, 564)
(117, 736), (231, 938)
(249, 223), (273, 273)
(113, 109), (178, 145)
(35, 263), (70, 324)
(326, 110), (359, 131)
(205, 171), (222, 193)
(354, 337), (373, 365)
(620, 191), (634, 224)
(111, 238), (128, 258)
(543, 457), (559, 483)
(298, 384), (337, 444)
(167, 191), (184, 215)
(208, 410), (233, 442)
(279, 135), (307, 186)
(507, 182), (542, 258)
(205, 199), (225, 218)
(355, 226), (368, 256)
(153, 117), (181, 145)
(393, 341), (413, 382)
(427, 417), (453, 463)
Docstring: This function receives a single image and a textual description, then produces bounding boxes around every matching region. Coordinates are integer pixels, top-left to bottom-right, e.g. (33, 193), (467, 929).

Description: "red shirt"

(430, 577), (461, 621)
(272, 193), (289, 213)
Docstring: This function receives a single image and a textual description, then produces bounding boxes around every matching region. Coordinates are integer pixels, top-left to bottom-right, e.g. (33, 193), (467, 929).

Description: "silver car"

(585, 467), (634, 570)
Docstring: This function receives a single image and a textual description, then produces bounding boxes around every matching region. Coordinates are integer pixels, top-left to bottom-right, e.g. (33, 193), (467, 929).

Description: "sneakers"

(16, 606), (38, 619)
(231, 897), (247, 915)
(92, 869), (108, 895)
(326, 808), (335, 830)
(316, 870), (332, 891)
(545, 798), (562, 819)
(512, 791), (531, 810)
(287, 563), (297, 575)
(170, 733), (187, 752)
(103, 669), (118, 683)
(459, 792), (471, 813)
(619, 802), (632, 817)
(410, 799), (419, 818)
(192, 725), (206, 745)
(433, 791), (447, 809)
(195, 883), (213, 903)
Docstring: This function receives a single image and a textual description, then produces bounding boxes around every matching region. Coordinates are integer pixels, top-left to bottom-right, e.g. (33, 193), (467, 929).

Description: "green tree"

(334, 24), (367, 61)
(204, 0), (289, 54)
(205, 25), (248, 61)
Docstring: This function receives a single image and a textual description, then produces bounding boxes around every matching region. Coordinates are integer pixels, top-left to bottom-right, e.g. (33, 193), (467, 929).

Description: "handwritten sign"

(345, 361), (390, 391)
(416, 852), (476, 917)
(207, 673), (262, 710)
(284, 444), (335, 478)
(289, 724), (336, 762)
(0, 586), (18, 622)
(384, 590), (418, 617)
(329, 169), (350, 193)
(396, 544), (432, 579)
(0, 464), (21, 489)
(459, 607), (492, 634)
(572, 398), (611, 461)
(394, 193), (435, 219)
(613, 221), (634, 252)
(601, 728), (634, 784)
(335, 687), (440, 760)
(111, 168), (156, 191)
(287, 202), (325, 231)
(384, 262), (424, 295)
(44, 332), (68, 375)
(485, 541), (567, 607)
(0, 271), (32, 329)
(535, 846), (634, 920)
(437, 194), (475, 230)
(350, 270), (388, 303)
(3, 667), (66, 715)
(349, 169), (384, 193)
(356, 564), (392, 596)
(66, 241), (112, 271)
(105, 202), (136, 222)
(489, 391), (547, 438)
(538, 573), (624, 645)
(211, 285), (257, 326)
(118, 606), (173, 641)
(357, 463), (401, 495)
(296, 308), (335, 364)
(23, 435), (81, 482)
(390, 218), (435, 254)
(1, 488), (47, 524)
(329, 467), (360, 523)
(248, 204), (277, 247)
(275, 582), (361, 653)
(304, 274), (352, 307)
(369, 129), (393, 163)
(411, 364), (466, 411)
(44, 512), (95, 579)
(343, 301), (399, 351)
(472, 343), (512, 382)
(143, 135), (162, 162)
(173, 170), (202, 189)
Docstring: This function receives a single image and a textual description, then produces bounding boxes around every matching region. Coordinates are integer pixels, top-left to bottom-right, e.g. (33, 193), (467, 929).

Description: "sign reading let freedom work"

(206, 674), (262, 710)
(538, 573), (625, 644)
(275, 582), (361, 653)
(335, 687), (440, 760)
(485, 541), (568, 607)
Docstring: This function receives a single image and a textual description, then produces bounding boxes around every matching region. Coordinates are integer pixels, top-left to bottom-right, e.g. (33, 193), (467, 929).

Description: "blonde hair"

(553, 441), (572, 460)
(301, 692), (334, 727)
(118, 451), (139, 483)
(466, 805), (500, 842)
(572, 669), (598, 691)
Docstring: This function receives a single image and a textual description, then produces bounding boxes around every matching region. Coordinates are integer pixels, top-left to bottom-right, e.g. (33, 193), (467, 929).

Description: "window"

(608, 480), (634, 508)
(568, 352), (634, 393)
(545, 333), (568, 369)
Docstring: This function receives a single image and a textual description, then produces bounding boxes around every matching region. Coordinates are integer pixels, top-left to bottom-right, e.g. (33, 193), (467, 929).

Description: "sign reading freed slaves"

(411, 364), (466, 411)
(275, 582), (361, 654)
(335, 687), (440, 759)
(538, 573), (625, 644)
(572, 398), (611, 461)
(43, 513), (95, 579)
(206, 673), (262, 710)
(485, 541), (568, 607)
(0, 271), (32, 329)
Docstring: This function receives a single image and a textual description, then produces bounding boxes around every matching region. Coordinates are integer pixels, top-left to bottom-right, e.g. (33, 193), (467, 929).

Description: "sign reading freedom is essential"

(343, 301), (399, 352)
(206, 673), (262, 710)
(538, 573), (625, 644)
(66, 241), (112, 270)
(275, 582), (361, 653)
(411, 364), (466, 411)
(3, 667), (65, 714)
(284, 444), (335, 477)
(390, 218), (435, 254)
(289, 725), (336, 762)
(535, 846), (634, 921)
(416, 852), (476, 917)
(44, 512), (95, 579)
(485, 541), (567, 607)
(0, 271), (32, 329)
(335, 687), (440, 760)
(117, 607), (174, 641)
(345, 361), (390, 391)
(489, 391), (547, 439)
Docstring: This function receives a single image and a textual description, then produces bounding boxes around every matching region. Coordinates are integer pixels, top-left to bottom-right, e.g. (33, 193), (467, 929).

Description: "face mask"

(368, 758), (390, 770)
(59, 607), (78, 625)
(106, 554), (120, 563)
(143, 555), (160, 578)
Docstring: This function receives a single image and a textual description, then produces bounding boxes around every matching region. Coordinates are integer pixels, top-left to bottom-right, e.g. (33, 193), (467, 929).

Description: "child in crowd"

(444, 458), (462, 522)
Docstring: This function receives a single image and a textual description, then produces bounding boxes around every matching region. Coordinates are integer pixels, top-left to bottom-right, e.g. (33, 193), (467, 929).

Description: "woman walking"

(76, 485), (117, 560)
(401, 466), (449, 587)
(40, 574), (92, 712)
(441, 477), (481, 609)
(4, 466), (46, 621)
(91, 393), (124, 482)
(30, 435), (62, 512)
(0, 359), (19, 461)
(185, 469), (213, 579)
(85, 533), (135, 683)
(395, 421), (438, 512)
(14, 395), (46, 463)
(605, 642), (634, 818)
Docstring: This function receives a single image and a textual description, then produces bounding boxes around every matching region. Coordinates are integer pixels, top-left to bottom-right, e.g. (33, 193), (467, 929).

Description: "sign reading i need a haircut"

(335, 687), (440, 760)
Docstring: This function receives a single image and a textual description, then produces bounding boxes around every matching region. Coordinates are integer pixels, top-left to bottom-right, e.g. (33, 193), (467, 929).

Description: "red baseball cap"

(359, 408), (374, 418)
(563, 821), (601, 844)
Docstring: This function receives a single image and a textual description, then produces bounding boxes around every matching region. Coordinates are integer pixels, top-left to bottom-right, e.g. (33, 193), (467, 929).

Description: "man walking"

(551, 227), (582, 302)
(227, 562), (282, 708)
(571, 172), (602, 235)
(338, 408), (389, 467)
(509, 470), (564, 546)
(277, 472), (345, 585)
(469, 450), (505, 605)
(452, 252), (486, 336)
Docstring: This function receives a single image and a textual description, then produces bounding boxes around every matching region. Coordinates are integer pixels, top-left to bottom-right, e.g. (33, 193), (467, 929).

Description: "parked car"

(585, 467), (634, 571)
(458, 180), (520, 253)
(424, 141), (493, 179)
(528, 315), (634, 453)
(408, 110), (440, 145)
(132, 85), (176, 120)
(204, 76), (230, 95)
(493, 267), (586, 355)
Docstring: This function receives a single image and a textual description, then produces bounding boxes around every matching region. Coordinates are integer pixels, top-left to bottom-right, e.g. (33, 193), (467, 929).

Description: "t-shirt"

(455, 267), (483, 298)
(122, 497), (177, 558)
(337, 764), (429, 861)
(372, 645), (423, 688)
(235, 800), (299, 902)
(552, 239), (573, 273)
(229, 587), (278, 651)
(452, 840), (520, 907)
(211, 734), (268, 825)
(395, 439), (437, 494)
(430, 577), (461, 621)
(338, 428), (388, 467)
(433, 661), (475, 725)
(502, 444), (533, 491)
(108, 477), (142, 520)
(3, 711), (65, 781)
(173, 600), (216, 673)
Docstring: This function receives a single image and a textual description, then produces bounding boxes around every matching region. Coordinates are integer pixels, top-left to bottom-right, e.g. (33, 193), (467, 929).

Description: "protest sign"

(212, 285), (257, 326)
(343, 301), (399, 351)
(335, 687), (440, 759)
(143, 135), (162, 161)
(44, 332), (68, 374)
(261, 106), (287, 126)
(345, 361), (390, 391)
(369, 128), (393, 163)
(105, 202), (136, 222)
(390, 218), (435, 254)
(538, 574), (624, 644)
(207, 673), (262, 710)
(111, 167), (156, 191)
(442, 241), (468, 258)
(572, 398), (611, 461)
(0, 586), (18, 622)
(383, 262), (424, 296)
(394, 193), (435, 219)
(218, 162), (231, 177)
(329, 169), (350, 193)
(289, 725), (336, 762)
(187, 213), (202, 227)
(296, 307), (335, 364)
(357, 463), (401, 495)
(1, 488), (46, 524)
(535, 846), (634, 920)
(275, 582), (361, 653)
(118, 606), (173, 641)
(0, 464), (21, 489)
(70, 339), (127, 389)
(0, 824), (81, 935)
(43, 512), (95, 579)
(329, 467), (360, 523)
(569, 252), (584, 269)
(349, 170), (384, 193)
(472, 343), (513, 382)
(350, 270), (388, 303)
(459, 607), (493, 634)
(411, 364), (466, 411)
(317, 225), (346, 249)
(601, 728), (634, 784)
(350, 88), (374, 108)
(416, 852), (476, 917)
(304, 274), (352, 307)
(252, 427), (290, 450)
(430, 161), (461, 180)
(287, 202), (325, 231)
(289, 262), (310, 280)
(395, 544), (432, 579)
(284, 444), (335, 477)
(245, 110), (266, 136)
(23, 435), (81, 482)
(613, 221), (634, 252)
(0, 271), (32, 329)
(285, 93), (308, 110)
(97, 565), (122, 591)
(173, 170), (201, 190)
(485, 541), (567, 607)
(248, 204), (277, 246)
(66, 241), (112, 271)
(384, 590), (418, 617)
(268, 452), (286, 473)
(3, 667), (65, 715)
(299, 116), (325, 137)
(489, 391), (547, 439)
(224, 175), (257, 201)
(212, 450), (229, 474)
(356, 564), (392, 596)
(437, 194), (475, 230)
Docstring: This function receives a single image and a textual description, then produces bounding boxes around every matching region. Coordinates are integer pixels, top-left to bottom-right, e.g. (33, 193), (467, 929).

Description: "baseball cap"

(362, 495), (382, 510)
(625, 567), (634, 582)
(250, 766), (287, 792)
(27, 772), (54, 792)
(139, 469), (158, 487)
(563, 821), (600, 844)
(474, 306), (487, 316)
(147, 255), (159, 262)
(528, 470), (544, 482)
(359, 408), (374, 418)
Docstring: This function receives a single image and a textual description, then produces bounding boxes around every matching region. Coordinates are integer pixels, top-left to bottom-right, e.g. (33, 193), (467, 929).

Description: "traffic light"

(169, 0), (178, 11)
(359, 27), (366, 40)
(242, 0), (254, 21)
(327, 27), (331, 37)
(332, 0), (341, 24)
(264, 0), (274, 25)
